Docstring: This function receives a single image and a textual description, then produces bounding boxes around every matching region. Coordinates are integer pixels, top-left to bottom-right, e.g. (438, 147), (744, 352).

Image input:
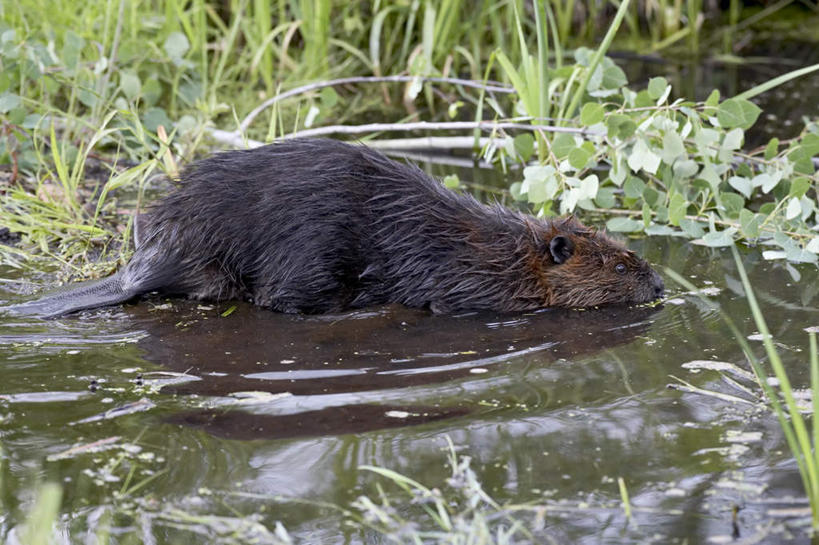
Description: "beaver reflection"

(132, 301), (660, 440)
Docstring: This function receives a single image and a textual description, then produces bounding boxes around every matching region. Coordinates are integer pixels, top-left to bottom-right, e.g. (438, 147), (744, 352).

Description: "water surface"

(1, 237), (817, 543)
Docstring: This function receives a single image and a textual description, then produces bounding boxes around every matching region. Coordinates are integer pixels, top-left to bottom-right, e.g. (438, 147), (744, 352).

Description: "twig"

(208, 122), (590, 152)
(207, 129), (511, 155)
(238, 75), (515, 134)
(275, 120), (593, 140)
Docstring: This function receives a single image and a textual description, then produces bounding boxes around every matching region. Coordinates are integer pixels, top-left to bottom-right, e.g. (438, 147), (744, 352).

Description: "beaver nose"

(651, 271), (665, 299)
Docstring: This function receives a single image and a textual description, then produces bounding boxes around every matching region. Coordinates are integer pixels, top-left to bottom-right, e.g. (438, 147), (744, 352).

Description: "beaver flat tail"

(3, 273), (137, 318)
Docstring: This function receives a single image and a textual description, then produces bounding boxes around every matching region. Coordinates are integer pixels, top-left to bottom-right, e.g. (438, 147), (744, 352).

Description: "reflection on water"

(1, 236), (818, 543)
(130, 302), (660, 438)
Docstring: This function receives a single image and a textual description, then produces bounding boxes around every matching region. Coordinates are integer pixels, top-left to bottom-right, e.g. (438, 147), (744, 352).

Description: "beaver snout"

(650, 271), (665, 300)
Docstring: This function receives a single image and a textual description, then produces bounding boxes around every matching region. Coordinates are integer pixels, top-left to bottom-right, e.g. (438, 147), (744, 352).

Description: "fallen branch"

(208, 120), (593, 153)
(207, 129), (508, 154)
(239, 75), (515, 134)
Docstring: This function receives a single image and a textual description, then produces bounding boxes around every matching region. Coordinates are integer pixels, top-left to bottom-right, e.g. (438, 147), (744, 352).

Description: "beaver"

(9, 138), (663, 317)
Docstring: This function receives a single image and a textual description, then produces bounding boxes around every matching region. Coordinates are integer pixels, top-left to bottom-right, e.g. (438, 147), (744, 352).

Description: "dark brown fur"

(11, 139), (663, 317)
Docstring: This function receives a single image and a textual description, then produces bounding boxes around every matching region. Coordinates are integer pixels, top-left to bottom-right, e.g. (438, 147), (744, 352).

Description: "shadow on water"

(127, 301), (661, 439)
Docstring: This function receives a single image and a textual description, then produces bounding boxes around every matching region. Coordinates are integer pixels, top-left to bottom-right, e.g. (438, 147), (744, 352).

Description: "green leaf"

(680, 218), (705, 238)
(787, 146), (816, 175)
(0, 92), (21, 113)
(642, 202), (652, 225)
(599, 57), (627, 89)
(141, 78), (162, 106)
(510, 181), (524, 200)
(721, 192), (744, 218)
(513, 133), (534, 161)
(764, 137), (779, 160)
(320, 86), (339, 108)
(789, 177), (810, 198)
(647, 77), (668, 100)
(716, 98), (761, 130)
(722, 128), (744, 150)
(627, 139), (661, 174)
(642, 186), (660, 207)
(568, 147), (592, 170)
(61, 31), (85, 72)
(595, 187), (616, 208)
(164, 32), (190, 60)
(606, 217), (644, 232)
(22, 113), (44, 129)
(759, 202), (776, 215)
(624, 176), (646, 199)
(577, 174), (599, 200)
(752, 172), (779, 193)
(727, 176), (752, 199)
(142, 107), (173, 133)
(645, 224), (676, 235)
(78, 88), (97, 108)
(739, 209), (762, 238)
(551, 133), (575, 159)
(8, 107), (25, 125)
(580, 103), (605, 126)
(661, 131), (685, 163)
(806, 237), (819, 254)
(610, 155), (627, 186)
(673, 159), (699, 179)
(705, 89), (720, 108)
(521, 165), (558, 204)
(803, 133), (819, 157)
(700, 229), (737, 247)
(606, 114), (637, 140)
(634, 90), (653, 108)
(668, 193), (688, 226)
(786, 197), (801, 220)
(120, 72), (141, 100)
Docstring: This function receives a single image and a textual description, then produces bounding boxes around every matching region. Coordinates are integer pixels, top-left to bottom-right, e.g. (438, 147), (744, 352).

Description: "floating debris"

(72, 398), (156, 425)
(47, 436), (123, 461)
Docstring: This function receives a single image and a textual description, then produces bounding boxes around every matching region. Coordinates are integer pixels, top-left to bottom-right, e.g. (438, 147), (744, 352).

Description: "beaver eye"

(615, 263), (627, 275)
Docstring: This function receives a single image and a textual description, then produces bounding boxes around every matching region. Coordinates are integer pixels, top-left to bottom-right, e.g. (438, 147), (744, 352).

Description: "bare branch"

(238, 75), (515, 134)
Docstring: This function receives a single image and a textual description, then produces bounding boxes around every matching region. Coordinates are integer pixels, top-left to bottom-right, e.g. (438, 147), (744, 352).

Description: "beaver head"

(529, 217), (664, 308)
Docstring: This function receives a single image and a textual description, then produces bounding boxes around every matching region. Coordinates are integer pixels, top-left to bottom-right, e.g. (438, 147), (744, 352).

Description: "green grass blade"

(563, 0), (632, 122)
(21, 482), (62, 545)
(734, 63), (819, 100)
(811, 332), (819, 483)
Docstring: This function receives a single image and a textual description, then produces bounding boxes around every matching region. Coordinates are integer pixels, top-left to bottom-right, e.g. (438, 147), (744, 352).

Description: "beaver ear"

(549, 235), (574, 264)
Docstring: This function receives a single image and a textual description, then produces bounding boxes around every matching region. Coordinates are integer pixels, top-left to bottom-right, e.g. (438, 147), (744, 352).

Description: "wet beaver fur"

(13, 138), (664, 317)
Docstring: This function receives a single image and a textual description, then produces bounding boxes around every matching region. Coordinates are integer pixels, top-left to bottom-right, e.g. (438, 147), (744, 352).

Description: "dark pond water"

(1, 235), (818, 543)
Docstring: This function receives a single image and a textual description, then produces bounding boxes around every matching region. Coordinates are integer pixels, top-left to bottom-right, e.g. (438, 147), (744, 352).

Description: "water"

(1, 236), (818, 543)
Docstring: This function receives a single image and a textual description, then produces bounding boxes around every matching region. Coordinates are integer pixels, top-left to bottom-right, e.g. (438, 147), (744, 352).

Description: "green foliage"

(509, 65), (819, 262)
